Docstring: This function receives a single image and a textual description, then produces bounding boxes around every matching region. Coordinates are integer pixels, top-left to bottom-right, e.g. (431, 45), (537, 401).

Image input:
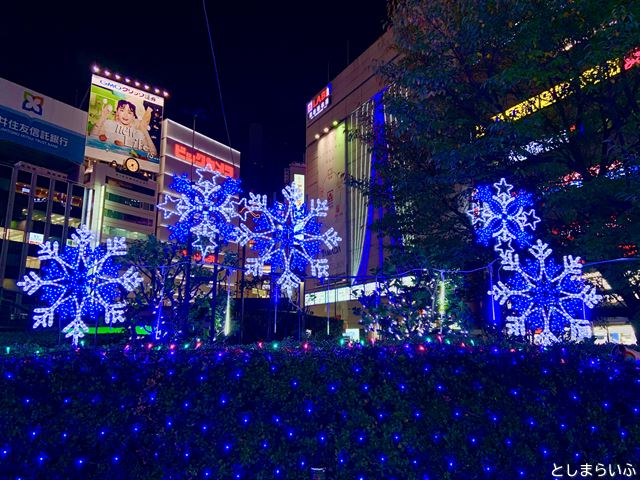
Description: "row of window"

(103, 209), (153, 227)
(106, 176), (156, 197)
(106, 192), (155, 211)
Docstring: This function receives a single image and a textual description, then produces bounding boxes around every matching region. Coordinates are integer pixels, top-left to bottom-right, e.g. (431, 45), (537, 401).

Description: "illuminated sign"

(28, 232), (44, 245)
(306, 84), (331, 122)
(167, 138), (238, 178)
(0, 78), (86, 164)
(293, 173), (305, 207)
(491, 47), (640, 124)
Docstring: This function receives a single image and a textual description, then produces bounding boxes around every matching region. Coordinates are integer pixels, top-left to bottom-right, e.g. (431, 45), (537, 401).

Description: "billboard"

(0, 78), (86, 164)
(165, 138), (238, 178)
(161, 119), (240, 178)
(85, 74), (164, 172)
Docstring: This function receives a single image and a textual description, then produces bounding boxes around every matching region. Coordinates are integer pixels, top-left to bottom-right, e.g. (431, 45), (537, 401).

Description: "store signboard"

(0, 78), (86, 164)
(166, 138), (238, 178)
(85, 74), (164, 173)
(306, 84), (331, 122)
(162, 119), (240, 179)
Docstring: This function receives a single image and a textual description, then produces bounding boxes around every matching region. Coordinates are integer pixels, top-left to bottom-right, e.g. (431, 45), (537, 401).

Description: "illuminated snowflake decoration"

(158, 165), (242, 256)
(467, 178), (540, 256)
(17, 225), (143, 346)
(240, 182), (342, 298)
(489, 239), (602, 346)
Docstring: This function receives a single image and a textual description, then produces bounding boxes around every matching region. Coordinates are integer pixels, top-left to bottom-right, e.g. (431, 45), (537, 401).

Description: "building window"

(102, 225), (149, 241)
(106, 177), (155, 197)
(106, 192), (155, 211)
(25, 256), (41, 269)
(103, 209), (153, 227)
(7, 228), (25, 242)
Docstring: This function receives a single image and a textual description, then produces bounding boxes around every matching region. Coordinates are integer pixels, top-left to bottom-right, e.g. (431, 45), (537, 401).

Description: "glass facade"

(106, 192), (155, 211)
(103, 209), (153, 226)
(0, 164), (86, 326)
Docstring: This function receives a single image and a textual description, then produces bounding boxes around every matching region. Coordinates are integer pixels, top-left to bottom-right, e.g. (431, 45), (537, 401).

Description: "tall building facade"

(0, 75), (242, 329)
(156, 118), (240, 245)
(303, 30), (638, 344)
(303, 30), (398, 330)
(0, 78), (88, 326)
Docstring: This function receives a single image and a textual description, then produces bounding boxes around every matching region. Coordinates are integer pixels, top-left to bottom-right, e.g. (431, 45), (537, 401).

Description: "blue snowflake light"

(489, 239), (602, 345)
(467, 178), (540, 255)
(240, 182), (342, 298)
(158, 165), (242, 256)
(17, 225), (143, 346)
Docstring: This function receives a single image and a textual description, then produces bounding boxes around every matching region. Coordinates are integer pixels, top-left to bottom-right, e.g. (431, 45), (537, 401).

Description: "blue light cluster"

(158, 165), (243, 256)
(467, 178), (540, 255)
(241, 182), (342, 298)
(0, 342), (637, 478)
(157, 169), (343, 295)
(468, 178), (602, 345)
(490, 240), (602, 345)
(17, 225), (142, 346)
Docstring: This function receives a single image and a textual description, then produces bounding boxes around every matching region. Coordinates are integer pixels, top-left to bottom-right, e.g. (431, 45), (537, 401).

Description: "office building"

(303, 30), (397, 330)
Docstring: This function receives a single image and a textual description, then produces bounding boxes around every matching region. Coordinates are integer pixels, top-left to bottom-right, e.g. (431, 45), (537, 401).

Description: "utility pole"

(183, 114), (197, 329)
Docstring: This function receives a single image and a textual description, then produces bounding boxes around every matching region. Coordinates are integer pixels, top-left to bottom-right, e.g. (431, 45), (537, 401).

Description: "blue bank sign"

(0, 78), (86, 164)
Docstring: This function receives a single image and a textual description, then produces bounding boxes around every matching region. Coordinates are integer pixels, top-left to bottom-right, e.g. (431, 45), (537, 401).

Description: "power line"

(202, 0), (235, 164)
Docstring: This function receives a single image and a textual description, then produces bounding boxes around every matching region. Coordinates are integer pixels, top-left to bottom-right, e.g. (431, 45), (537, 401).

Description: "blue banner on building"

(0, 78), (87, 165)
(0, 105), (85, 164)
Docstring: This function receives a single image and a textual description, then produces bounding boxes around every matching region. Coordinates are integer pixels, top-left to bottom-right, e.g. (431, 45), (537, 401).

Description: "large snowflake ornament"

(17, 225), (142, 346)
(489, 239), (602, 346)
(467, 178), (540, 255)
(240, 182), (342, 298)
(158, 165), (242, 256)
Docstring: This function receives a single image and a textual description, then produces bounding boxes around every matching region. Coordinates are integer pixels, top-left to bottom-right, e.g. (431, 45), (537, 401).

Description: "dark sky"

(0, 1), (389, 192)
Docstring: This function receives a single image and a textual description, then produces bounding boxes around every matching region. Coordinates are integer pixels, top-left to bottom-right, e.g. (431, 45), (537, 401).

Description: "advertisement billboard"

(161, 119), (240, 178)
(0, 78), (86, 164)
(85, 74), (164, 172)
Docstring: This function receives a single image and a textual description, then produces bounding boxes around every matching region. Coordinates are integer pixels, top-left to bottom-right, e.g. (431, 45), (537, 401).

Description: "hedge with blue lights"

(0, 342), (638, 479)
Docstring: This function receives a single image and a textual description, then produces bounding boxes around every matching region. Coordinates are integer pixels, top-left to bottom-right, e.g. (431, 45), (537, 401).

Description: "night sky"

(1, 1), (389, 193)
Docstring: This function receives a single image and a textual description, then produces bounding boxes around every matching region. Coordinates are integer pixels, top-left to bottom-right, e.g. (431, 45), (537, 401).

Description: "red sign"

(306, 84), (331, 121)
(168, 139), (238, 178)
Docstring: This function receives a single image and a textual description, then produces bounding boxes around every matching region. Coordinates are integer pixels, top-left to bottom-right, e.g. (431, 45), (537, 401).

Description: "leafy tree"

(124, 236), (237, 341)
(354, 272), (472, 340)
(356, 0), (640, 323)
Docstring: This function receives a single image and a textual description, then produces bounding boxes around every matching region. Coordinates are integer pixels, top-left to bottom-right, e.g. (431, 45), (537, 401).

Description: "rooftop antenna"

(347, 39), (350, 66)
